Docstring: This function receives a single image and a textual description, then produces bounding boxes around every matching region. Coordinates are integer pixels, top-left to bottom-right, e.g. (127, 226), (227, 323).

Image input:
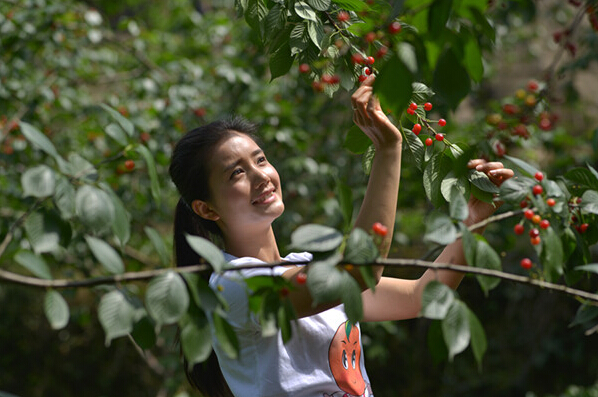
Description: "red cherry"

(124, 160), (135, 170)
(299, 63), (310, 74)
(520, 200), (528, 208)
(546, 198), (556, 207)
(529, 228), (540, 238)
(520, 258), (533, 270)
(532, 185), (543, 195)
(352, 53), (365, 65)
(364, 68), (371, 76)
(540, 219), (550, 229)
(193, 107), (206, 117)
(524, 209), (534, 220)
(412, 123), (422, 135)
(312, 81), (324, 92)
(330, 74), (340, 84)
(296, 272), (308, 285)
(435, 133), (444, 141)
(532, 214), (541, 224)
(406, 107), (415, 115)
(280, 286), (290, 297)
(388, 21), (402, 34)
(376, 46), (388, 59)
(358, 75), (367, 82)
(424, 102), (433, 111)
(580, 223), (589, 233)
(527, 80), (539, 92)
(534, 172), (544, 181)
(514, 224), (525, 235)
(438, 118), (446, 127)
(366, 56), (375, 65)
(409, 102), (418, 110)
(539, 118), (552, 131)
(425, 137), (433, 146)
(337, 11), (350, 22)
(372, 222), (388, 237)
(321, 74), (333, 84)
(365, 32), (376, 43)
(502, 103), (520, 115)
(530, 236), (541, 245)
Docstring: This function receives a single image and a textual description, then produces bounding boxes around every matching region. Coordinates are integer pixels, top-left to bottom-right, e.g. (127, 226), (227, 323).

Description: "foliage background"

(1, 0), (598, 396)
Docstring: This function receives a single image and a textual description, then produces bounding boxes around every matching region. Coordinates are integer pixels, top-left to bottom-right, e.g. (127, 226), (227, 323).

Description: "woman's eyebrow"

(223, 148), (264, 173)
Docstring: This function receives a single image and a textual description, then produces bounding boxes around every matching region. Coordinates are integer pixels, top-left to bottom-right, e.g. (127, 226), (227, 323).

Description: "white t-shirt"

(208, 252), (374, 397)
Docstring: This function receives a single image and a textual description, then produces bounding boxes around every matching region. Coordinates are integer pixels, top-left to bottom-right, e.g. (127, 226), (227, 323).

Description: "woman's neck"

(222, 225), (282, 263)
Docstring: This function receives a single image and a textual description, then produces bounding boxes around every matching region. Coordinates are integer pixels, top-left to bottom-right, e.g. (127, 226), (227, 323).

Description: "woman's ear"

(191, 200), (220, 221)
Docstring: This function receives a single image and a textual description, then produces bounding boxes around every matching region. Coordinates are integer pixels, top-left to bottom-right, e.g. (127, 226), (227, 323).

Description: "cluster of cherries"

(486, 80), (558, 157)
(552, 1), (598, 58)
(407, 102), (448, 146)
(516, 171), (589, 271)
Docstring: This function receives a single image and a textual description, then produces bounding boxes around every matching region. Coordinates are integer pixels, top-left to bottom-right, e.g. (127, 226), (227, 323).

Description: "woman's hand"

(465, 159), (515, 228)
(351, 75), (402, 151)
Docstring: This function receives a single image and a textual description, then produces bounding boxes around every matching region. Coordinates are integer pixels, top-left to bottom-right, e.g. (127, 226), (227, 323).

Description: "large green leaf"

(581, 190), (598, 215)
(19, 121), (60, 159)
(100, 183), (131, 247)
(290, 224), (343, 252)
(440, 172), (468, 203)
(503, 155), (540, 178)
(24, 210), (70, 254)
(423, 211), (457, 245)
(265, 4), (287, 39)
(428, 0), (453, 37)
(185, 234), (226, 272)
(449, 185), (469, 221)
(182, 273), (222, 313)
(307, 0), (331, 11)
(145, 226), (170, 266)
(472, 236), (501, 294)
(343, 227), (379, 265)
(21, 165), (56, 198)
(289, 22), (309, 56)
(374, 55), (413, 116)
(433, 48), (470, 110)
(85, 235), (125, 275)
(136, 145), (161, 205)
(269, 42), (294, 81)
(305, 253), (344, 303)
(344, 125), (371, 154)
(468, 169), (499, 194)
(331, 0), (367, 11)
(340, 274), (363, 324)
(336, 178), (354, 231)
(104, 123), (128, 146)
(14, 250), (52, 279)
(421, 280), (455, 320)
(54, 175), (75, 219)
(294, 1), (317, 21)
(442, 300), (470, 361)
(307, 20), (324, 49)
(100, 103), (134, 137)
(498, 177), (534, 204)
(98, 289), (136, 346)
(402, 128), (424, 171)
(423, 152), (451, 208)
(540, 227), (564, 283)
(75, 185), (115, 233)
(180, 304), (212, 365)
(212, 309), (239, 359)
(130, 316), (156, 350)
(467, 306), (487, 370)
(145, 271), (190, 325)
(44, 290), (70, 330)
(463, 32), (483, 82)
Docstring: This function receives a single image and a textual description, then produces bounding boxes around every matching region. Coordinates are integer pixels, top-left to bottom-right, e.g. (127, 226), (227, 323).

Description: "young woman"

(169, 76), (514, 397)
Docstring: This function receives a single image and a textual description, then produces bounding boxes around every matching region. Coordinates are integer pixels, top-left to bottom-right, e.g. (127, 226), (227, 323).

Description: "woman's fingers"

(467, 159), (514, 187)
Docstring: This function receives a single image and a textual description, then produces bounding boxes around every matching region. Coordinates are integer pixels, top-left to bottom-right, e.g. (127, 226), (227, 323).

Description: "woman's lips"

(252, 189), (276, 205)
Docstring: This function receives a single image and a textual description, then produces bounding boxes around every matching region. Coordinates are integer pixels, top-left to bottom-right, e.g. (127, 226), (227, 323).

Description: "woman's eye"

(257, 156), (266, 164)
(231, 169), (243, 178)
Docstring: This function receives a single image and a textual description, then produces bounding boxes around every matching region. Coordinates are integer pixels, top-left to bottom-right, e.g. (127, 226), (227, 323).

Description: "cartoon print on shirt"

(324, 320), (373, 397)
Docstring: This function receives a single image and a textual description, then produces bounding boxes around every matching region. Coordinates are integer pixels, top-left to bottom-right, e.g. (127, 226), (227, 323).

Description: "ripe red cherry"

(530, 236), (541, 245)
(539, 118), (552, 131)
(337, 11), (350, 22)
(296, 272), (307, 284)
(372, 222), (388, 236)
(532, 214), (541, 224)
(406, 107), (415, 115)
(299, 63), (310, 74)
(514, 224), (525, 235)
(524, 209), (534, 220)
(424, 102), (433, 111)
(365, 32), (376, 43)
(534, 172), (544, 181)
(321, 74), (333, 84)
(409, 102), (418, 110)
(376, 46), (388, 59)
(520, 200), (528, 208)
(438, 118), (446, 127)
(520, 258), (533, 270)
(527, 80), (539, 92)
(540, 219), (550, 229)
(124, 160), (135, 170)
(425, 137), (433, 146)
(366, 56), (375, 65)
(351, 53), (364, 65)
(579, 223), (589, 233)
(358, 75), (367, 82)
(529, 228), (540, 238)
(532, 185), (543, 195)
(388, 21), (402, 34)
(546, 198), (556, 207)
(435, 133), (444, 141)
(364, 68), (371, 76)
(412, 123), (422, 135)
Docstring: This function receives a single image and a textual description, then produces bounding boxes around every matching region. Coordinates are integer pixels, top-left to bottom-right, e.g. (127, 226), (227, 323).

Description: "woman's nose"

(252, 167), (270, 187)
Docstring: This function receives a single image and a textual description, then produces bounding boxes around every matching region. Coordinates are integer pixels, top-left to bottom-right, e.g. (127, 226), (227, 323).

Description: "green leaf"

(374, 56), (413, 116)
(402, 128), (424, 171)
(180, 304), (212, 365)
(362, 144), (375, 175)
(136, 145), (161, 205)
(130, 316), (156, 350)
(421, 280), (455, 320)
(305, 253), (344, 303)
(540, 227), (564, 283)
(54, 176), (75, 219)
(442, 300), (470, 361)
(19, 121), (60, 159)
(472, 237), (501, 294)
(331, 0), (367, 11)
(279, 298), (296, 343)
(289, 22), (309, 55)
(44, 290), (70, 330)
(21, 165), (55, 198)
(0, 391), (23, 397)
(24, 210), (70, 254)
(14, 250), (52, 279)
(145, 226), (170, 266)
(433, 48), (470, 110)
(307, 20), (324, 49)
(411, 82), (435, 103)
(185, 234), (226, 272)
(440, 172), (468, 203)
(290, 224), (344, 252)
(503, 155), (540, 178)
(468, 169), (499, 194)
(145, 271), (190, 325)
(182, 273), (223, 313)
(98, 290), (136, 346)
(467, 306), (487, 370)
(270, 42), (295, 81)
(100, 183), (131, 247)
(100, 103), (134, 137)
(294, 1), (317, 21)
(265, 4), (287, 39)
(336, 179), (353, 231)
(308, 0), (331, 11)
(463, 33), (483, 82)
(575, 263), (598, 274)
(428, 0), (453, 37)
(423, 153), (451, 208)
(461, 227), (476, 266)
(570, 303), (598, 328)
(424, 211), (457, 245)
(343, 227), (379, 265)
(564, 168), (598, 191)
(341, 274), (363, 324)
(498, 177), (534, 204)
(104, 123), (128, 146)
(212, 309), (239, 359)
(581, 190), (598, 215)
(449, 185), (469, 221)
(344, 125), (371, 154)
(75, 185), (115, 233)
(85, 235), (125, 275)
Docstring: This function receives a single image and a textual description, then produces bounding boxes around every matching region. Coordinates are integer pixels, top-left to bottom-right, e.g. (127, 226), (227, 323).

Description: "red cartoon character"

(327, 321), (367, 396)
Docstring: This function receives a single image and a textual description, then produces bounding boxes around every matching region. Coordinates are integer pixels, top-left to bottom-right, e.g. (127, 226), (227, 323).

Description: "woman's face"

(202, 132), (284, 233)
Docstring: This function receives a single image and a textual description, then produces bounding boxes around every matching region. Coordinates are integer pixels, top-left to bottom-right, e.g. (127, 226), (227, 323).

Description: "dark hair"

(169, 115), (260, 397)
